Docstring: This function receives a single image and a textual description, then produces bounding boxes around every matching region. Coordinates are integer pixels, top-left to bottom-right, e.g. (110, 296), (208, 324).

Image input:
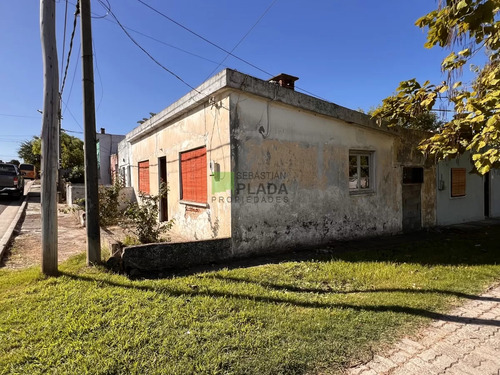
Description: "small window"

(180, 147), (207, 204)
(451, 168), (466, 197)
(349, 151), (373, 192)
(138, 160), (150, 194)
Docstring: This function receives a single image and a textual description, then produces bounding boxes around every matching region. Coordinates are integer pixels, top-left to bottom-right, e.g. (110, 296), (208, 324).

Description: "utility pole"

(40, 0), (59, 276)
(80, 0), (101, 264)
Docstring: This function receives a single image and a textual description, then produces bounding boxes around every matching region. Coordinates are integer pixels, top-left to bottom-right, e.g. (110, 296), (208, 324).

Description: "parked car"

(0, 163), (24, 199)
(19, 163), (36, 180)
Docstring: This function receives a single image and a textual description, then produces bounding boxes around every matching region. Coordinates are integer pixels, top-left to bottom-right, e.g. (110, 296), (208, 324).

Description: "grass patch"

(1, 227), (500, 374)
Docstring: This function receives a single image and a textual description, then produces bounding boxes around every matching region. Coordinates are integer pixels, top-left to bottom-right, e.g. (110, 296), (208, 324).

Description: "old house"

(120, 69), (417, 256)
(117, 69), (500, 271)
(96, 128), (125, 185)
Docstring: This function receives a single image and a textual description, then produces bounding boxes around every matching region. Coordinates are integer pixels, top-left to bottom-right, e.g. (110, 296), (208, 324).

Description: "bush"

(65, 166), (85, 184)
(99, 179), (125, 227)
(124, 183), (174, 244)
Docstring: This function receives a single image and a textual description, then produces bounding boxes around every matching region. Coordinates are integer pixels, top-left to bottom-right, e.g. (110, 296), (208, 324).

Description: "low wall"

(121, 238), (232, 275)
(66, 183), (85, 206)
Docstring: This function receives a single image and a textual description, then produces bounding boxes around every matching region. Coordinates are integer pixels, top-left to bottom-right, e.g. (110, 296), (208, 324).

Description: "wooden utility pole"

(80, 0), (101, 264)
(40, 0), (59, 276)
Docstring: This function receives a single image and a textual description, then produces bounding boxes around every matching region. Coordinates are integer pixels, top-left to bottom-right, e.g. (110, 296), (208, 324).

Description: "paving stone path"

(348, 284), (500, 375)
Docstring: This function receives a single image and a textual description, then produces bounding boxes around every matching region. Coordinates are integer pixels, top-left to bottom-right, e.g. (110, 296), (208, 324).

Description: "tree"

(18, 137), (41, 170)
(361, 106), (443, 131)
(18, 132), (84, 172)
(9, 159), (20, 166)
(373, 0), (500, 174)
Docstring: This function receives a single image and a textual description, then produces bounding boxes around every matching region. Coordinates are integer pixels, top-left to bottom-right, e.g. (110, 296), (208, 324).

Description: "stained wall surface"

(129, 95), (232, 241)
(229, 92), (401, 255)
(436, 154), (485, 225)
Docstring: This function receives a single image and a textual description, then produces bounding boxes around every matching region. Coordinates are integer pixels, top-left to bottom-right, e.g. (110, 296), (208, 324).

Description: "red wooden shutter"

(180, 147), (207, 203)
(138, 160), (150, 194)
(451, 168), (466, 197)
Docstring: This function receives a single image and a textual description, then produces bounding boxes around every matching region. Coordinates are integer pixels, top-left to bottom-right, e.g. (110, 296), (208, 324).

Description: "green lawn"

(1, 227), (500, 375)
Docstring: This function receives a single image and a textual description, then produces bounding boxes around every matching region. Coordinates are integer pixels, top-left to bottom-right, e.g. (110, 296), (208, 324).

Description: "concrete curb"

(0, 182), (33, 260)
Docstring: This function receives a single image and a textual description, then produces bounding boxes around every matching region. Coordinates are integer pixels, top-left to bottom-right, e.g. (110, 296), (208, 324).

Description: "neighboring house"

(436, 152), (500, 225)
(96, 128), (125, 185)
(118, 68), (500, 263)
(117, 137), (132, 187)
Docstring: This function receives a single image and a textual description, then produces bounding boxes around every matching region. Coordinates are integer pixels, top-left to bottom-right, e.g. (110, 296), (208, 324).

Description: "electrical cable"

(135, 0), (328, 101)
(99, 17), (231, 67)
(62, 44), (81, 126)
(0, 113), (40, 119)
(60, 0), (69, 77)
(99, 0), (201, 94)
(92, 0), (110, 19)
(92, 40), (105, 113)
(205, 0), (279, 80)
(60, 1), (80, 98)
(135, 0), (274, 78)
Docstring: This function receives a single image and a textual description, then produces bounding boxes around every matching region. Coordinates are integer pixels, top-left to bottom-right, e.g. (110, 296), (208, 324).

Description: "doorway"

(158, 156), (168, 222)
(402, 167), (424, 232)
(484, 172), (490, 218)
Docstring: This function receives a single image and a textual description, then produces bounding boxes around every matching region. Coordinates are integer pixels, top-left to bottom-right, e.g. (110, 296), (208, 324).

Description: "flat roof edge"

(126, 69), (394, 143)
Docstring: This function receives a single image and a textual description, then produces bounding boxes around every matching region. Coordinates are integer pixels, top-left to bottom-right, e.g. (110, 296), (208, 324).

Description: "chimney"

(268, 73), (299, 90)
(100, 128), (105, 134)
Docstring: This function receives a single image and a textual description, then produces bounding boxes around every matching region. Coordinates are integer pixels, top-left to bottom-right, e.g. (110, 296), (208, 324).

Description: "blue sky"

(1, 0), (452, 162)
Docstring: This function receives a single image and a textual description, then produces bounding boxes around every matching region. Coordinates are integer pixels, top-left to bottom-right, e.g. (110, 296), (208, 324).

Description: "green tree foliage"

(9, 159), (20, 166)
(18, 137), (41, 170)
(17, 132), (84, 172)
(361, 106), (442, 131)
(59, 132), (84, 169)
(373, 0), (500, 174)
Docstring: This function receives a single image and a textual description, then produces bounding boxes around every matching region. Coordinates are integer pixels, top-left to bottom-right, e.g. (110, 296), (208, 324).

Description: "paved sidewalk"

(348, 284), (500, 375)
(0, 181), (33, 259)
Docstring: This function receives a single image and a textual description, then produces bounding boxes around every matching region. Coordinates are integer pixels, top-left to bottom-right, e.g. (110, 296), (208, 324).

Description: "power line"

(101, 17), (231, 67)
(134, 0), (328, 101)
(61, 98), (83, 130)
(205, 0), (279, 80)
(135, 0), (274, 77)
(92, 40), (104, 112)
(99, 0), (201, 93)
(60, 0), (69, 76)
(0, 113), (40, 119)
(62, 44), (81, 120)
(60, 1), (80, 98)
(62, 128), (84, 134)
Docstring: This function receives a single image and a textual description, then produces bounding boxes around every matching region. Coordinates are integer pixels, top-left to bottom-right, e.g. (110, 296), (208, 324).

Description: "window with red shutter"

(180, 147), (207, 203)
(138, 160), (150, 194)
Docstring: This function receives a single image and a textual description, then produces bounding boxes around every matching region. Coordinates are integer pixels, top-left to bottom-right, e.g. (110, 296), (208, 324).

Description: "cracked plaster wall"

(230, 93), (401, 255)
(130, 96), (231, 241)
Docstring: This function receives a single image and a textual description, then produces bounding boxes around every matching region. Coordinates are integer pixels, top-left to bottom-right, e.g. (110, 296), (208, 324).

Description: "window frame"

(450, 168), (466, 197)
(349, 150), (374, 194)
(179, 146), (208, 206)
(138, 160), (150, 195)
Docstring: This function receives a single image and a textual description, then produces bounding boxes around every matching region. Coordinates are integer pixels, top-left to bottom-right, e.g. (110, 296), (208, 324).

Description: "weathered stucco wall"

(436, 153), (485, 225)
(393, 128), (437, 228)
(130, 95), (231, 241)
(229, 93), (401, 255)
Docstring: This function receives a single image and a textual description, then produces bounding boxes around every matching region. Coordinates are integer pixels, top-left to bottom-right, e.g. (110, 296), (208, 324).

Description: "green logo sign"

(211, 171), (234, 193)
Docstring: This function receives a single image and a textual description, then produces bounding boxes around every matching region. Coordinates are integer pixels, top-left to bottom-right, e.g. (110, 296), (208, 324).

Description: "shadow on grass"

(121, 221), (500, 279)
(59, 270), (500, 328)
(208, 274), (500, 302)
